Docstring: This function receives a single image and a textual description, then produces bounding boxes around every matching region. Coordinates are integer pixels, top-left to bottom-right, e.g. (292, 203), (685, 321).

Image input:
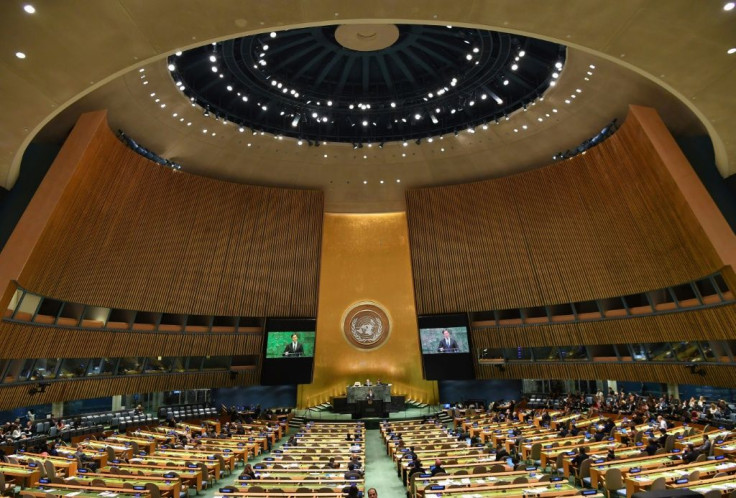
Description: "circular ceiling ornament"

(169, 24), (566, 144)
(342, 302), (391, 350)
(334, 24), (400, 51)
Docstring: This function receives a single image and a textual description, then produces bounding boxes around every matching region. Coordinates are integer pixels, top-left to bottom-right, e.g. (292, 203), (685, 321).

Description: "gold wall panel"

(297, 213), (437, 408)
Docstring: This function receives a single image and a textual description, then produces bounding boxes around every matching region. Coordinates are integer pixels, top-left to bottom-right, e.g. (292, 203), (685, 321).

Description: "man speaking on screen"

(437, 329), (459, 352)
(283, 333), (304, 356)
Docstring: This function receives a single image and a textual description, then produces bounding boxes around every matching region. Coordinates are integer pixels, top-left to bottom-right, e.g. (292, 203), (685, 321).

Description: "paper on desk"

(66, 492), (82, 496)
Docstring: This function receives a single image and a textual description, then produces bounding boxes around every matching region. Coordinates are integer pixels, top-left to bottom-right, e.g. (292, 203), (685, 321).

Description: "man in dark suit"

(437, 329), (459, 352)
(430, 459), (446, 476)
(283, 333), (304, 356)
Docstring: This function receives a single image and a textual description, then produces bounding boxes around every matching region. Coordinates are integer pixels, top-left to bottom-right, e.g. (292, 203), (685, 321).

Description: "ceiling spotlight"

(15, 51), (26, 59)
(511, 63), (519, 71)
(414, 113), (422, 120)
(270, 32), (277, 38)
(466, 54), (473, 60)
(430, 114), (439, 124)
(519, 50), (526, 57)
(211, 66), (218, 72)
(729, 48), (736, 54)
(291, 114), (301, 127)
(23, 4), (36, 13)
(556, 62), (563, 69)
(402, 141), (408, 147)
(362, 120), (368, 126)
(724, 2), (735, 10)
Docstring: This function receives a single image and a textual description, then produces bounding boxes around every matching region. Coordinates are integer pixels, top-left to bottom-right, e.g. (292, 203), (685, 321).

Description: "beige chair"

(106, 446), (116, 461)
(701, 490), (721, 498)
(687, 470), (700, 482)
(695, 453), (707, 462)
(91, 478), (107, 487)
(513, 476), (528, 484)
(144, 482), (161, 498)
(649, 476), (666, 491)
(43, 460), (56, 480)
(488, 464), (503, 473)
(602, 468), (625, 498)
(575, 459), (592, 488)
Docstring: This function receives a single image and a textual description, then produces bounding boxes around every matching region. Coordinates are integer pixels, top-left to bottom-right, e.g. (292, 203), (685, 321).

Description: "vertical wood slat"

(0, 369), (259, 411)
(406, 111), (723, 315)
(17, 119), (323, 318)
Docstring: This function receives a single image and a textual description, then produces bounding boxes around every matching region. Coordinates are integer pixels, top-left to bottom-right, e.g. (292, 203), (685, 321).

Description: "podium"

(346, 384), (391, 418)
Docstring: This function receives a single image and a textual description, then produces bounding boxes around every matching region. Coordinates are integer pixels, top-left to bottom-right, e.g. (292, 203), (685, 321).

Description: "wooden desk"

(0, 462), (41, 488)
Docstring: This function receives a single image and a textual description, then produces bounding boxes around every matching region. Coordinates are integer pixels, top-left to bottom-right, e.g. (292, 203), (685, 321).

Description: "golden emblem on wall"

(342, 302), (391, 350)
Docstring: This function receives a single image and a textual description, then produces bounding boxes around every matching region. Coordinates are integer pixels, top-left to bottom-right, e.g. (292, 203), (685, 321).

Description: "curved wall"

(406, 109), (724, 314)
(18, 114), (323, 317)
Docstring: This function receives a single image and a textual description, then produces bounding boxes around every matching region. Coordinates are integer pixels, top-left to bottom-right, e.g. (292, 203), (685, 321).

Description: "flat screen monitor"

(418, 313), (474, 380)
(261, 318), (316, 385)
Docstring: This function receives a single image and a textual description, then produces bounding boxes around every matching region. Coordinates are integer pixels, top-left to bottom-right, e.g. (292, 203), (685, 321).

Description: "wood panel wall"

(0, 321), (263, 359)
(471, 304), (736, 349)
(0, 370), (258, 411)
(476, 362), (736, 389)
(406, 110), (723, 314)
(17, 118), (323, 317)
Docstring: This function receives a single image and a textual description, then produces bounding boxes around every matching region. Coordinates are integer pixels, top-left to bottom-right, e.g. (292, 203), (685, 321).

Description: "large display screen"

(265, 331), (316, 359)
(418, 314), (474, 380)
(419, 326), (470, 354)
(260, 318), (316, 385)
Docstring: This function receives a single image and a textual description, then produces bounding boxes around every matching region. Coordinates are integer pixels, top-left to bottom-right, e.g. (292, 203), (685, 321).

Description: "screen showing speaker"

(418, 313), (475, 380)
(261, 318), (316, 385)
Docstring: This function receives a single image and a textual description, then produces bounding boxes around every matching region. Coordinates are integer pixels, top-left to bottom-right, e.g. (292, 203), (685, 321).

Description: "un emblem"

(342, 302), (391, 350)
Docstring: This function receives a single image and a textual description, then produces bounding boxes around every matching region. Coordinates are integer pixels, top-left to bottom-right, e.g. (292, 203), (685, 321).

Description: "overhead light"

(414, 113), (421, 120)
(729, 48), (736, 54)
(724, 2), (735, 10)
(23, 4), (36, 14)
(209, 55), (217, 62)
(518, 50), (525, 57)
(291, 114), (300, 127)
(555, 62), (563, 69)
(402, 141), (408, 147)
(297, 140), (303, 146)
(362, 120), (368, 126)
(473, 47), (480, 53)
(511, 64), (518, 71)
(466, 54), (473, 60)
(211, 66), (218, 72)
(270, 32), (277, 38)
(390, 102), (396, 108)
(15, 51), (26, 59)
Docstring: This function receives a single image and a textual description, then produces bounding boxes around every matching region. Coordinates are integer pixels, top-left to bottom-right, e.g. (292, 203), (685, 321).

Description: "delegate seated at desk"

(283, 334), (304, 356)
(437, 329), (459, 352)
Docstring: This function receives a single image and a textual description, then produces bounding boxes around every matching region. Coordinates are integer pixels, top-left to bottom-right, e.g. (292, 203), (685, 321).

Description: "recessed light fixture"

(15, 51), (26, 59)
(728, 47), (736, 54)
(167, 63), (175, 71)
(23, 4), (35, 14)
(270, 32), (277, 38)
(724, 2), (735, 10)
(396, 179), (401, 183)
(380, 180), (384, 184)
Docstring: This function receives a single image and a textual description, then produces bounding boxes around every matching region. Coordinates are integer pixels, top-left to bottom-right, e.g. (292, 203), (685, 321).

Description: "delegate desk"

(624, 458), (736, 497)
(0, 462), (41, 488)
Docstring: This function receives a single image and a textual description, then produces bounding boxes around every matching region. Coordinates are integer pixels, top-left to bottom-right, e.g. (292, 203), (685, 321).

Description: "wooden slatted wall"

(476, 362), (736, 388)
(471, 304), (736, 349)
(0, 370), (259, 411)
(0, 322), (264, 359)
(18, 123), (323, 317)
(406, 111), (723, 314)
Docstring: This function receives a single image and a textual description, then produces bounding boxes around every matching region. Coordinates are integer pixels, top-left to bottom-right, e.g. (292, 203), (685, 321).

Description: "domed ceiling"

(169, 24), (566, 144)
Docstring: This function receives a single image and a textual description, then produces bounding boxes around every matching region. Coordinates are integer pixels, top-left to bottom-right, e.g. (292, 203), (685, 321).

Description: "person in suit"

(683, 443), (699, 464)
(283, 333), (304, 356)
(430, 459), (446, 476)
(437, 329), (459, 352)
(344, 463), (362, 480)
(696, 434), (711, 455)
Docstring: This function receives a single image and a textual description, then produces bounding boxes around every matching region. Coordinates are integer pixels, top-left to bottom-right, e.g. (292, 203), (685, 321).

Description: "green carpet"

(364, 428), (406, 498)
